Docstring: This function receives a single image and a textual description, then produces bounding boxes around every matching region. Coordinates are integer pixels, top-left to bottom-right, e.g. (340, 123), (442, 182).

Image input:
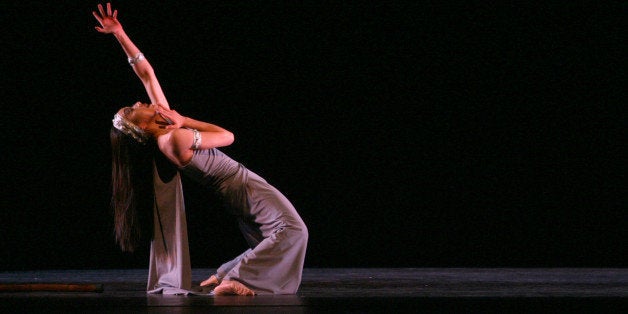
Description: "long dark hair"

(110, 127), (155, 252)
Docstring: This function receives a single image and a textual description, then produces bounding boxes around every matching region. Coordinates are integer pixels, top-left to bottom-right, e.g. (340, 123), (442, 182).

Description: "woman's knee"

(293, 221), (308, 245)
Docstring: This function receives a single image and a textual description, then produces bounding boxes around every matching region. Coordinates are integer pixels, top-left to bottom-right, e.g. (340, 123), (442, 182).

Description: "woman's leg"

(223, 219), (308, 294)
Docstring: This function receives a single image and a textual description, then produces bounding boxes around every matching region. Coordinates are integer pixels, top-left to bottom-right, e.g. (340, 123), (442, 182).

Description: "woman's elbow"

(224, 131), (235, 146)
(138, 66), (156, 83)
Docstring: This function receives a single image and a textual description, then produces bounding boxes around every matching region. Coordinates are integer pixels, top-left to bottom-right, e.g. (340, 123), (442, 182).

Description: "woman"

(94, 3), (308, 295)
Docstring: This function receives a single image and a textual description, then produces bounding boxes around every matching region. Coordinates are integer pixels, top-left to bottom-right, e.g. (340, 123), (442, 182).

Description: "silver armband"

(128, 52), (145, 66)
(191, 129), (201, 149)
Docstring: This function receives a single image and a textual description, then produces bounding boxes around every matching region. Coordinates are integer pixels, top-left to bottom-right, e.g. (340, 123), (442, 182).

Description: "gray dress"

(179, 148), (308, 295)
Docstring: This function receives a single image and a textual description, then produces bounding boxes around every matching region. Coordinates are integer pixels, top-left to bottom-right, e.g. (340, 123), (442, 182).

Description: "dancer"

(94, 3), (308, 295)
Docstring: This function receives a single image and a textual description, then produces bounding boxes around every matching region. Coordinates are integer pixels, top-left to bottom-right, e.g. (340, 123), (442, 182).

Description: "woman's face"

(117, 102), (157, 128)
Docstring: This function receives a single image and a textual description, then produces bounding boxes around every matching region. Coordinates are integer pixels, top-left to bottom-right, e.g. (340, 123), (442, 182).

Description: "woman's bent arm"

(154, 105), (234, 165)
(160, 125), (234, 167)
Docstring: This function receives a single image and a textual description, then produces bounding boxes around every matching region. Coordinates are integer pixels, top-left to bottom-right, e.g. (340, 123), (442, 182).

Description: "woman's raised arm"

(93, 2), (170, 109)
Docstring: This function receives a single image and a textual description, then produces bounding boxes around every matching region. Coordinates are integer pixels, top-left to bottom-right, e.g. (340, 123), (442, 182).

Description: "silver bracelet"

(127, 52), (145, 66)
(191, 129), (201, 149)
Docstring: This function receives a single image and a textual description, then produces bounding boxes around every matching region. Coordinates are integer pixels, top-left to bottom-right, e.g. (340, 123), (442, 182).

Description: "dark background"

(1, 2), (624, 270)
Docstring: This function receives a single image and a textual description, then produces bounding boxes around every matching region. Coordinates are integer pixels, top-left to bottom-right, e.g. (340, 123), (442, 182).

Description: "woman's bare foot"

(213, 280), (255, 296)
(200, 275), (220, 288)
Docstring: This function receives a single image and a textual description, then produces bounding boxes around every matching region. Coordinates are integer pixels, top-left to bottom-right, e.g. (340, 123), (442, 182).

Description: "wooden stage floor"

(1, 268), (627, 313)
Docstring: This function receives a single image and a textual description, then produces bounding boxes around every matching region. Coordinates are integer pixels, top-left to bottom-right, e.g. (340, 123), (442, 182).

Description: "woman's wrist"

(181, 117), (191, 128)
(113, 28), (126, 38)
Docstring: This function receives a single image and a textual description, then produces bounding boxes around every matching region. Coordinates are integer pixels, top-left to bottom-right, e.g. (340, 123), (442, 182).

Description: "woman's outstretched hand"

(93, 3), (122, 34)
(156, 104), (186, 129)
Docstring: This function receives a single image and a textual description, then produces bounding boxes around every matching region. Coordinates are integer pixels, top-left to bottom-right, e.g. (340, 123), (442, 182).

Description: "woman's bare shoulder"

(157, 129), (193, 166)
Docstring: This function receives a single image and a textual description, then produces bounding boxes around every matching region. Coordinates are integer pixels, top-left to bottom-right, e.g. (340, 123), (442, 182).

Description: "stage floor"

(1, 268), (627, 313)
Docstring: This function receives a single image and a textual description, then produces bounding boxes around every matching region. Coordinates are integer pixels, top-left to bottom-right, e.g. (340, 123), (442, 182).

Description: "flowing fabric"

(146, 162), (195, 295)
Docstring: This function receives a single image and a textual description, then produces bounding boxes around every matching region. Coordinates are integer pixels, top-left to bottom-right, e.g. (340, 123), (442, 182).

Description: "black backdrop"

(1, 2), (625, 270)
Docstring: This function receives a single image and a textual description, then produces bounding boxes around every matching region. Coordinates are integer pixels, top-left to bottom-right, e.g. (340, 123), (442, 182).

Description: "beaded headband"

(112, 113), (148, 143)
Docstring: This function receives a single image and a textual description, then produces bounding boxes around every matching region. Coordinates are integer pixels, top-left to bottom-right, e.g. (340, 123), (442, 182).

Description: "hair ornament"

(112, 113), (148, 143)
